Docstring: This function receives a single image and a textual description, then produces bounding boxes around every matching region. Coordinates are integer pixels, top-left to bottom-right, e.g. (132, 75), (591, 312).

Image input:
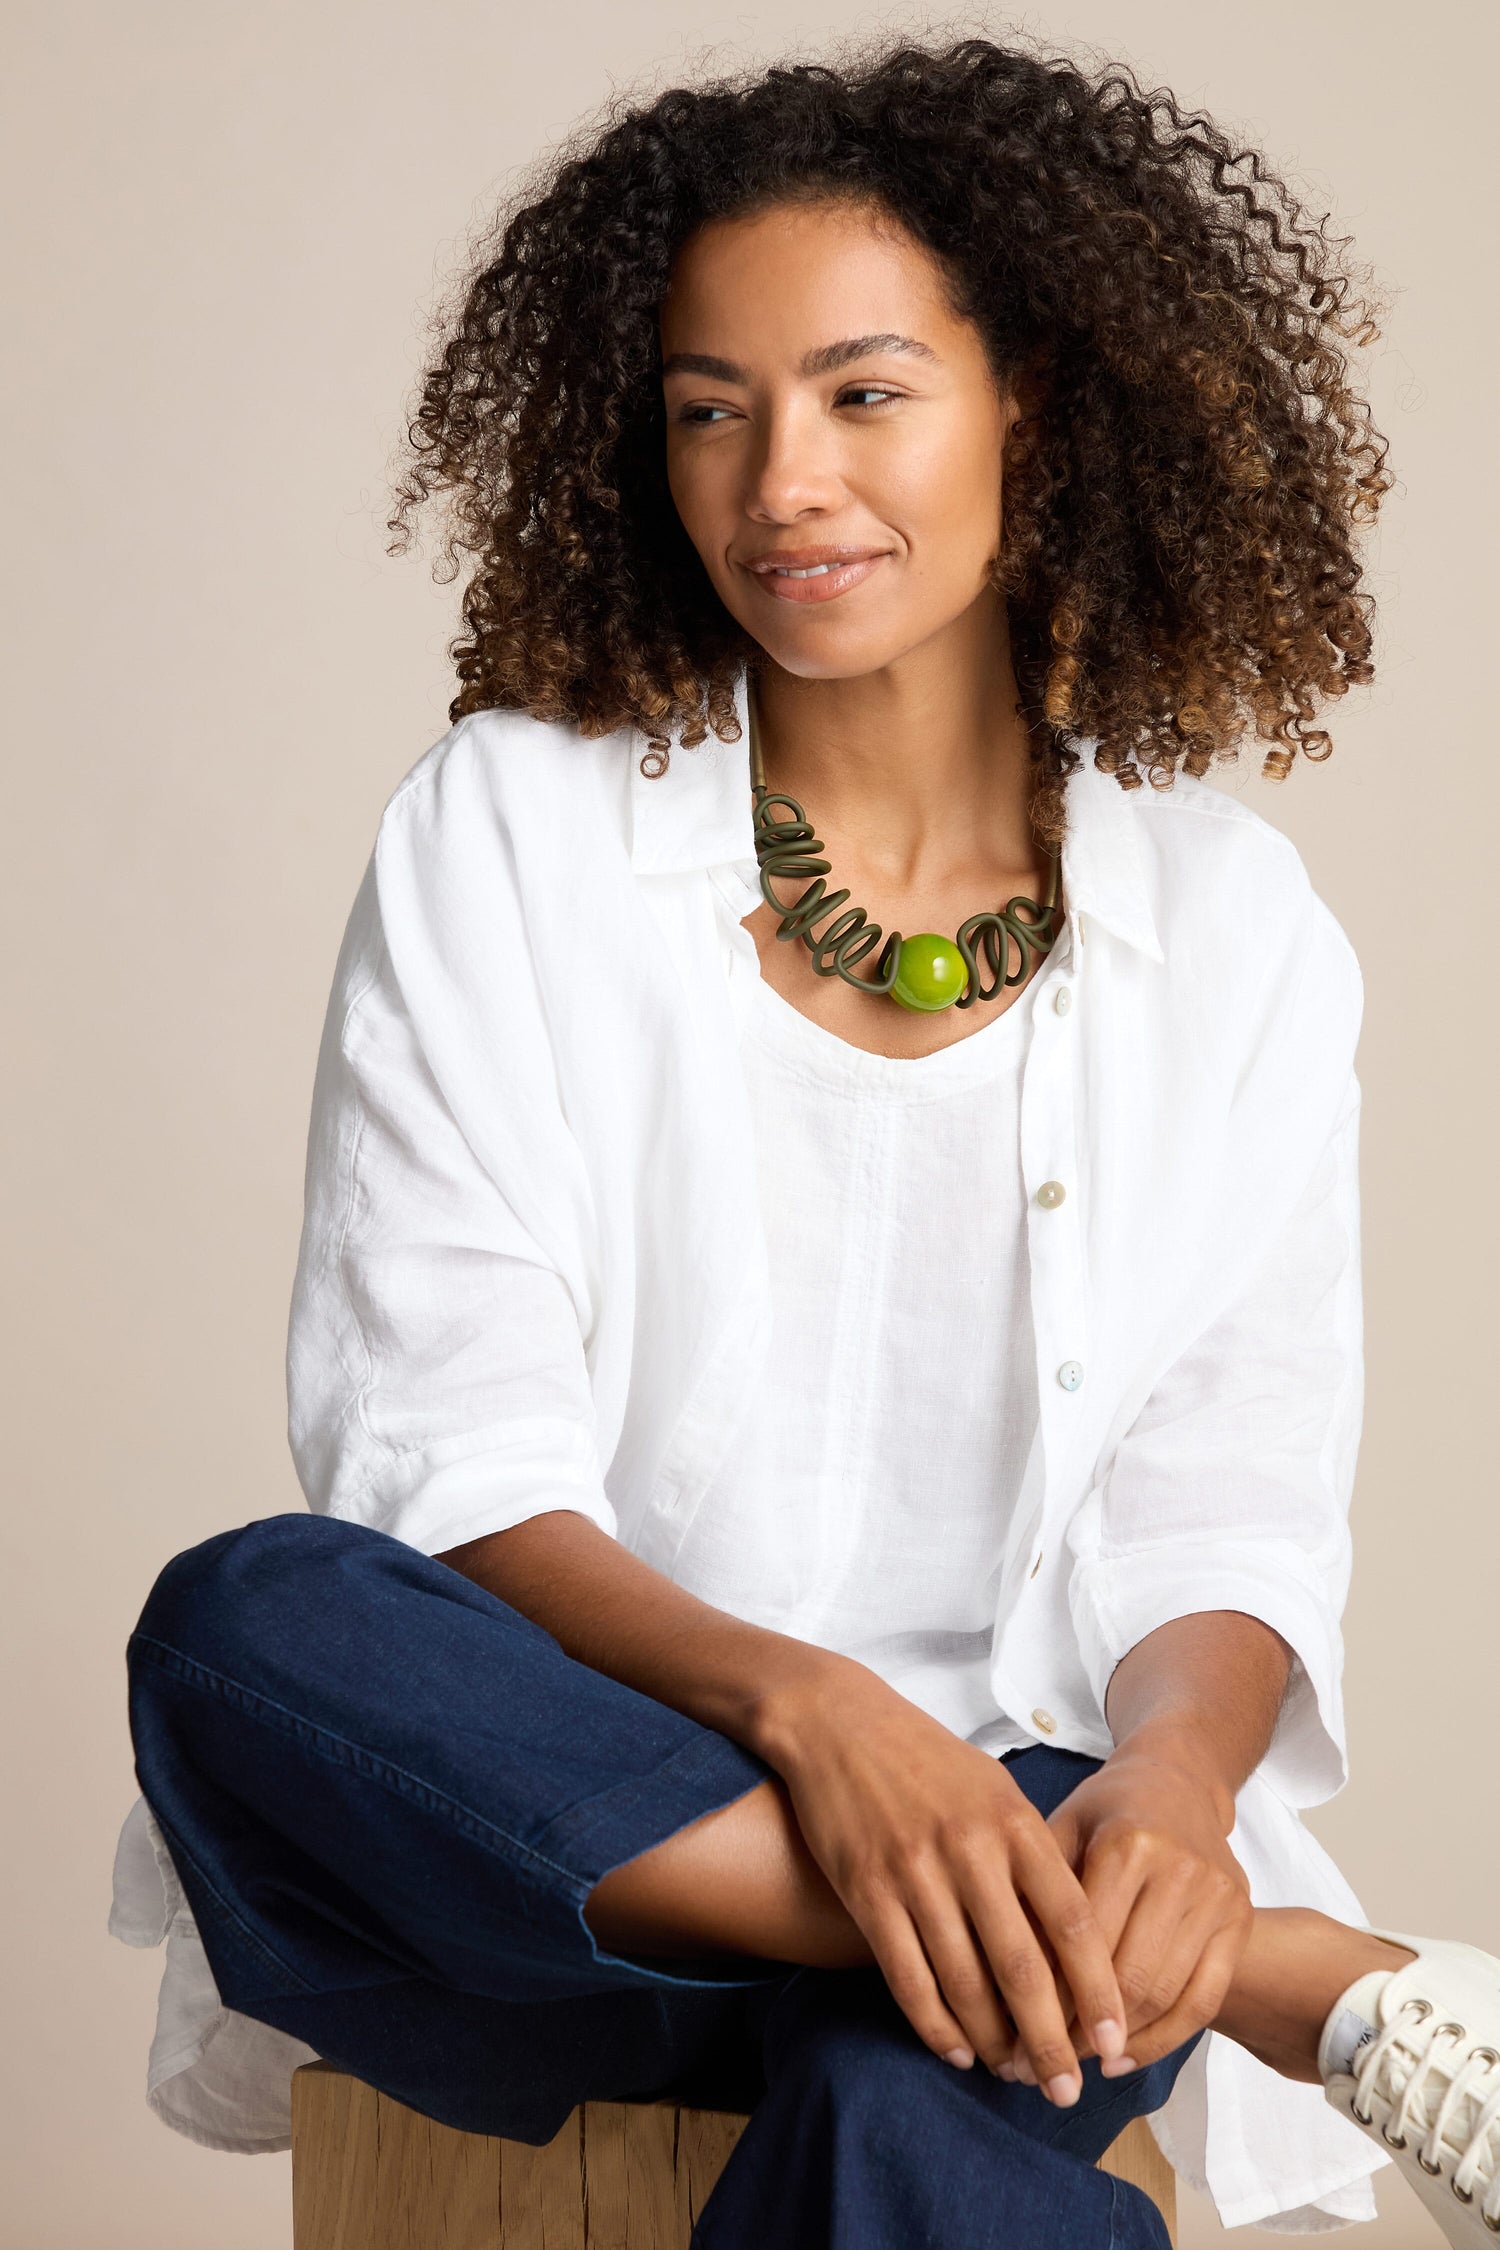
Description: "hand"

(760, 1662), (1130, 2103)
(1042, 1731), (1255, 2077)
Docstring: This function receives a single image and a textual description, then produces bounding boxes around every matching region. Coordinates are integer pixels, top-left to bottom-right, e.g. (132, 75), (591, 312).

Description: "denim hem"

(528, 1723), (793, 1995)
(532, 1720), (775, 1888)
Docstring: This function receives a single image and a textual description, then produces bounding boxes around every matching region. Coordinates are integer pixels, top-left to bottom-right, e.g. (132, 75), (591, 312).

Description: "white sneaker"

(1318, 1927), (1500, 2244)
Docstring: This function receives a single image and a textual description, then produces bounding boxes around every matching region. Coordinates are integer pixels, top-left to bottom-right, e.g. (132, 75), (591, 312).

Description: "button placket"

(1018, 929), (1089, 1627)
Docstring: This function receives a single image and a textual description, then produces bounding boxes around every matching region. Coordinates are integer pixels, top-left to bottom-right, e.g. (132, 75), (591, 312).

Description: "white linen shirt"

(688, 947), (1040, 1753)
(110, 671), (1388, 2229)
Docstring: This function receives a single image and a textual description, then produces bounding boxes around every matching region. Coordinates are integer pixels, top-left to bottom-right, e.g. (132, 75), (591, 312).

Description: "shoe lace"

(1351, 2001), (1500, 2228)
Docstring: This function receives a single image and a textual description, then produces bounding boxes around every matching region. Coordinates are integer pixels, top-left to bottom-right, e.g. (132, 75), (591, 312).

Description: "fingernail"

(996, 2060), (1017, 2081)
(1100, 2055), (1141, 2078)
(943, 2045), (976, 2069)
(1015, 2054), (1036, 2085)
(1092, 2018), (1125, 2062)
(1047, 2074), (1081, 2107)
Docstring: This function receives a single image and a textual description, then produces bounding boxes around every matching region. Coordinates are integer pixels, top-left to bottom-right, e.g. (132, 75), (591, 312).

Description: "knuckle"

(1050, 1902), (1098, 1948)
(1116, 1959), (1157, 2009)
(1187, 1981), (1227, 2031)
(846, 1861), (913, 1923)
(1089, 1821), (1136, 1865)
(886, 1833), (933, 1878)
(1026, 2036), (1076, 2080)
(932, 1811), (986, 1859)
(940, 1962), (992, 2012)
(1001, 1807), (1050, 1854)
(1105, 1819), (1152, 1862)
(840, 1859), (890, 1911)
(995, 1946), (1048, 1998)
(1192, 1957), (1235, 2012)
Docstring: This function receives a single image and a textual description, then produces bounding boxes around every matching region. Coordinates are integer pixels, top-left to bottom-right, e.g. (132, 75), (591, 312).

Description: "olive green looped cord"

(746, 685), (1062, 1008)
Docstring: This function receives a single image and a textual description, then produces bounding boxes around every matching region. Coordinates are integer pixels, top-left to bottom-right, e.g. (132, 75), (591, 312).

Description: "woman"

(110, 35), (1500, 2248)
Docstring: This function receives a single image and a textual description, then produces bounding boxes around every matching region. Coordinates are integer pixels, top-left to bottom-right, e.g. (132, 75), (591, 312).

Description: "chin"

(764, 639), (940, 679)
(746, 627), (933, 682)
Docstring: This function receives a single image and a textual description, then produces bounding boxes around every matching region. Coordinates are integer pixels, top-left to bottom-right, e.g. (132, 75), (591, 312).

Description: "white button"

(1036, 1180), (1066, 1209)
(1054, 985), (1073, 1016)
(1056, 1360), (1084, 1391)
(1029, 1549), (1043, 1579)
(1031, 1708), (1058, 1735)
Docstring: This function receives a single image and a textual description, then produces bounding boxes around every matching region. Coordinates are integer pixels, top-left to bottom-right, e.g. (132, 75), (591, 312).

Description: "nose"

(744, 397), (844, 524)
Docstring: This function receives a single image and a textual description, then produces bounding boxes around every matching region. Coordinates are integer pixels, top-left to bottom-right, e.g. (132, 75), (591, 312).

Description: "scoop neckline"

(735, 947), (1050, 1100)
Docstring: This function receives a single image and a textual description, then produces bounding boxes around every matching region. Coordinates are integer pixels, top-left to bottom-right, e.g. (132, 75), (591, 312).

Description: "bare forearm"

(1102, 1610), (1295, 1826)
(434, 1507), (849, 1764)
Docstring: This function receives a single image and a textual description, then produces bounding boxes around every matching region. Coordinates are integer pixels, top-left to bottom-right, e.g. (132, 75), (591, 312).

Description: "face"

(660, 197), (1015, 680)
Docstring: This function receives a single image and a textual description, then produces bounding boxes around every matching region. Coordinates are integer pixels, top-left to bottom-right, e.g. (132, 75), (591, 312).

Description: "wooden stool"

(291, 2061), (1177, 2247)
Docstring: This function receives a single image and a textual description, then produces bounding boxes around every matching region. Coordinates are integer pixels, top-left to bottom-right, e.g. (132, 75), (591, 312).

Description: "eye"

(671, 386), (902, 425)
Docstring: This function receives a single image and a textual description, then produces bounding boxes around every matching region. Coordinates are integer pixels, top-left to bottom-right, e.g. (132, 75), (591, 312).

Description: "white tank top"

(666, 947), (1043, 1757)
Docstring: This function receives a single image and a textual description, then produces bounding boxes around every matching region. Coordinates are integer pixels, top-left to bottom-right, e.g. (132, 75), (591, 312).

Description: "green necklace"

(747, 692), (1062, 1014)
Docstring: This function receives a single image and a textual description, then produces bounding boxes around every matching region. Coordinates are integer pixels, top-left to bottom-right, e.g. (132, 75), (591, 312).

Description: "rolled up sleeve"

(285, 844), (618, 1560)
(1070, 1071), (1363, 1809)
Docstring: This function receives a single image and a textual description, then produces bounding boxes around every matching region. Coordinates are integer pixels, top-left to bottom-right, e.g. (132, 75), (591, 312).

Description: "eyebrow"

(660, 333), (938, 383)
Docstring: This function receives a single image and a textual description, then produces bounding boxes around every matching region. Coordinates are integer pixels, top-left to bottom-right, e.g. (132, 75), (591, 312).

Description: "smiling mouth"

(742, 550), (890, 605)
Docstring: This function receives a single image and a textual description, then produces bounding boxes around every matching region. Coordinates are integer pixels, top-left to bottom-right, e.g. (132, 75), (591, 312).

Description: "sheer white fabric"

(671, 956), (1038, 1756)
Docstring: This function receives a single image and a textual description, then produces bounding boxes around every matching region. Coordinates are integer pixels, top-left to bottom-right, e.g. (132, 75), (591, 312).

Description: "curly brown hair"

(388, 31), (1390, 836)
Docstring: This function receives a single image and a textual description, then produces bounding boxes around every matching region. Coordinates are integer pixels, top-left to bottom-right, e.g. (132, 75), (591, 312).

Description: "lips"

(741, 547), (890, 606)
(744, 545), (886, 573)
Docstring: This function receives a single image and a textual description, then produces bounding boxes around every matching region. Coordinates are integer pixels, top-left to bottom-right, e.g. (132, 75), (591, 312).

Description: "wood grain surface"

(290, 2061), (1176, 2247)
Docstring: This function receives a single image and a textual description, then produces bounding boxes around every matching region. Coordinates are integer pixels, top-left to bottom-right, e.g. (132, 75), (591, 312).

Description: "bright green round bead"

(890, 933), (968, 1012)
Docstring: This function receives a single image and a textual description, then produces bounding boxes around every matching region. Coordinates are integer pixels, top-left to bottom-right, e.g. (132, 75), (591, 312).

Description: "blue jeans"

(125, 1515), (1201, 2248)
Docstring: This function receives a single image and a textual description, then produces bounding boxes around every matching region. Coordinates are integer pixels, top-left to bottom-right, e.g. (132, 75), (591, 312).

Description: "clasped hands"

(772, 1676), (1255, 2107)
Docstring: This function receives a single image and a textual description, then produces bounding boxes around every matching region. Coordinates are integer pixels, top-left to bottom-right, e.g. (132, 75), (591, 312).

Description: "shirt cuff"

(1068, 1541), (1347, 1808)
(324, 1417), (619, 1558)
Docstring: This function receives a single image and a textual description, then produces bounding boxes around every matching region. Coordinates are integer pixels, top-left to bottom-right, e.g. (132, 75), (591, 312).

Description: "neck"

(748, 591), (1040, 887)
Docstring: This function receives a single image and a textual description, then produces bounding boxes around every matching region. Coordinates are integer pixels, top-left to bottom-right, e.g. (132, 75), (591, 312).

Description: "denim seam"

(142, 1802), (321, 1994)
(130, 1631), (592, 1898)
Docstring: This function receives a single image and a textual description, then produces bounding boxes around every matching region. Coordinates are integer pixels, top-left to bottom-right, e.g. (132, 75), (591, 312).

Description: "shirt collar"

(628, 667), (1162, 964)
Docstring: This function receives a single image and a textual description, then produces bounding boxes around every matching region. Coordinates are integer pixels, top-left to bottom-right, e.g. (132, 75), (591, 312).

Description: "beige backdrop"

(5, 3), (1495, 2244)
